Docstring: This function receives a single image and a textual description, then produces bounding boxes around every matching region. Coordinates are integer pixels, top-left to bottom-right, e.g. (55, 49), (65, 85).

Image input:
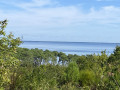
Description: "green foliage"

(12, 46), (120, 89)
(79, 69), (96, 87)
(65, 62), (79, 83)
(0, 20), (22, 89)
(60, 82), (79, 90)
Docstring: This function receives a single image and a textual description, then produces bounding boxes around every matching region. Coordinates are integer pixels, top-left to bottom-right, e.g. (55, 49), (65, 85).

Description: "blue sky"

(0, 0), (120, 43)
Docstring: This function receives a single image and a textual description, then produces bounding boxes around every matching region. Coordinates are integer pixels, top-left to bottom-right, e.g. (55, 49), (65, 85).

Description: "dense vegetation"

(0, 20), (120, 90)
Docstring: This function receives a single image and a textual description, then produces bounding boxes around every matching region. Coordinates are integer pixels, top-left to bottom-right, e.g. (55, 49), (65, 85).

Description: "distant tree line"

(0, 20), (120, 90)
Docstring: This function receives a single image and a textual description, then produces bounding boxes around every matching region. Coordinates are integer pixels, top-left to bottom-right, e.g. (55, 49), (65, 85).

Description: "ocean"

(20, 41), (120, 55)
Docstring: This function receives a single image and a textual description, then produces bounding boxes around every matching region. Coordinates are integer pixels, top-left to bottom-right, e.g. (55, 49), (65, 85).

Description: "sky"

(0, 0), (120, 43)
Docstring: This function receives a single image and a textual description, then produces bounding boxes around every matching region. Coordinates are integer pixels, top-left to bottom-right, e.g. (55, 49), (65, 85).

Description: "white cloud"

(0, 0), (120, 42)
(16, 0), (58, 11)
(0, 0), (120, 31)
(87, 6), (120, 25)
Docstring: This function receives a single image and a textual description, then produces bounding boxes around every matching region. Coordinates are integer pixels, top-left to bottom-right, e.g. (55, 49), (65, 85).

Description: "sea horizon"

(20, 41), (120, 55)
(22, 40), (120, 44)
